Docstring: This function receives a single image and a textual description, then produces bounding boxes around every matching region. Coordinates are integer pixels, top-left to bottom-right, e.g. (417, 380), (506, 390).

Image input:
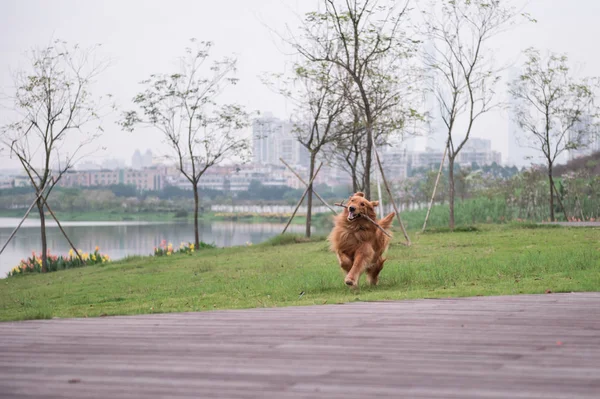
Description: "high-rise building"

(252, 113), (308, 168)
(132, 149), (143, 170)
(142, 150), (153, 168)
(132, 149), (153, 169)
(422, 39), (448, 153)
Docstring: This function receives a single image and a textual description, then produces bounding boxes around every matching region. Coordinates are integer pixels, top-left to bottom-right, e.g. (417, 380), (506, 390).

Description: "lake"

(0, 218), (327, 278)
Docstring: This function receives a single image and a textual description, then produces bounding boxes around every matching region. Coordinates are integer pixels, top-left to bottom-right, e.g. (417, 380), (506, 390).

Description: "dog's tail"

(378, 212), (395, 230)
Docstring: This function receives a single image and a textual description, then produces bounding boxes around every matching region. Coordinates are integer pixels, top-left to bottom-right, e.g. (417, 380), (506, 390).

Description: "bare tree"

(122, 40), (250, 248)
(328, 106), (367, 192)
(424, 0), (520, 229)
(290, 0), (415, 199)
(266, 62), (347, 237)
(509, 48), (599, 221)
(1, 41), (110, 271)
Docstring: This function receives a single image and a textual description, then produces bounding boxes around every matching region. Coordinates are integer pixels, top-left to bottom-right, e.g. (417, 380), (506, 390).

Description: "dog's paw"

(366, 276), (379, 286)
(344, 275), (358, 287)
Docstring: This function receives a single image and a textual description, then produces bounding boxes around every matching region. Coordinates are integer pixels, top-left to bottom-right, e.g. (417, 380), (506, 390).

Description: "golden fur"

(328, 192), (395, 287)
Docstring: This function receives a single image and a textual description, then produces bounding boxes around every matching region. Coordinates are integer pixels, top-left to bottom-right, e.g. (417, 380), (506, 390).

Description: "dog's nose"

(349, 206), (356, 212)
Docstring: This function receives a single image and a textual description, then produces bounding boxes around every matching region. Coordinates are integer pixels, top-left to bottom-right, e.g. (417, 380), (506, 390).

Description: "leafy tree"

(1, 41), (109, 271)
(290, 0), (417, 199)
(509, 48), (600, 221)
(236, 180), (301, 202)
(424, 0), (522, 229)
(122, 40), (250, 248)
(105, 184), (138, 198)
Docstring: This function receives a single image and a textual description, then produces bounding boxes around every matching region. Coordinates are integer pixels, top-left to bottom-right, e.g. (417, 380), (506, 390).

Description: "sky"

(0, 0), (598, 170)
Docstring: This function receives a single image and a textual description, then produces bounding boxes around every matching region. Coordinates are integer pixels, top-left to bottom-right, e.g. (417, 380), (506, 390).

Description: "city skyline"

(1, 1), (599, 171)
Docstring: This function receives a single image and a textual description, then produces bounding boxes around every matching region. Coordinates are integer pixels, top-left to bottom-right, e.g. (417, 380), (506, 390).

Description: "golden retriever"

(328, 192), (395, 287)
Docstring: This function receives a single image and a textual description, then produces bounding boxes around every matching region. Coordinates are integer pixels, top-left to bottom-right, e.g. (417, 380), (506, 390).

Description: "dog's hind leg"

(344, 244), (374, 287)
(366, 257), (386, 286)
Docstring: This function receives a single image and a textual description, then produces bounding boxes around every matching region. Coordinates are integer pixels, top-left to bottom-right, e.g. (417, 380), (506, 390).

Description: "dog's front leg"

(344, 243), (374, 287)
(337, 252), (353, 273)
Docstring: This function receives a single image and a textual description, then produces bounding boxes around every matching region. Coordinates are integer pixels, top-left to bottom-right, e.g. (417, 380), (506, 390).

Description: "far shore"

(0, 209), (329, 225)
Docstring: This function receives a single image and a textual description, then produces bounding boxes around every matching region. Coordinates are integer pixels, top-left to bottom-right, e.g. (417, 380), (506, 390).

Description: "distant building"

(0, 176), (14, 189)
(252, 113), (309, 168)
(77, 161), (101, 171)
(313, 162), (353, 188)
(142, 150), (153, 168)
(381, 138), (501, 181)
(13, 176), (30, 187)
(422, 39), (448, 152)
(101, 158), (126, 170)
(131, 150), (143, 170)
(131, 149), (154, 170)
(568, 114), (600, 160)
(193, 164), (289, 192)
(457, 138), (502, 167)
(382, 148), (411, 180)
(457, 149), (502, 167)
(59, 166), (166, 191)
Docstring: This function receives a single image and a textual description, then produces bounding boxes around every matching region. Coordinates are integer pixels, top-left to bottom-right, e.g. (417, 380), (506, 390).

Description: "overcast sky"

(0, 0), (598, 170)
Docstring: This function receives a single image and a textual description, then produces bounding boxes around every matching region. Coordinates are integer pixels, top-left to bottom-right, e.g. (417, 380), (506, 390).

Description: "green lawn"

(1, 224), (599, 321)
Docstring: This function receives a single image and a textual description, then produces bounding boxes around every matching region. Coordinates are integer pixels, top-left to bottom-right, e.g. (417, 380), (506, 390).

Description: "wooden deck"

(1, 293), (599, 398)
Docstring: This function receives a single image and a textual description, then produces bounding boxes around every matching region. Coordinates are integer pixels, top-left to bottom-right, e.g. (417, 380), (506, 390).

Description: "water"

(0, 218), (325, 277)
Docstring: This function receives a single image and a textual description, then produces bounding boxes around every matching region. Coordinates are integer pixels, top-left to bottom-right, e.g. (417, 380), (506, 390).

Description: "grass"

(1, 225), (599, 321)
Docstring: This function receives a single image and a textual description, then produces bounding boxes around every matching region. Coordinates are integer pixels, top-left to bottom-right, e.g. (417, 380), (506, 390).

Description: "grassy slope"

(1, 225), (599, 321)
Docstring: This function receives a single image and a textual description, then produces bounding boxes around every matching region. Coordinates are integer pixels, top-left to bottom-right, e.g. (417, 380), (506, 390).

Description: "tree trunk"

(305, 152), (317, 238)
(193, 182), (200, 248)
(364, 119), (373, 199)
(352, 173), (359, 193)
(36, 199), (48, 272)
(448, 156), (456, 230)
(548, 163), (555, 222)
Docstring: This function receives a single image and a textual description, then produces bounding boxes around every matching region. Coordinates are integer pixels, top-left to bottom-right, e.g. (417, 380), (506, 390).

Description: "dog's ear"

(354, 192), (365, 197)
(371, 200), (379, 207)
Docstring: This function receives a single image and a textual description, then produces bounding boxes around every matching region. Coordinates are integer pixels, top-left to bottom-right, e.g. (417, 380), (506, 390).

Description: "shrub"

(174, 210), (188, 218)
(153, 240), (215, 256)
(7, 247), (111, 277)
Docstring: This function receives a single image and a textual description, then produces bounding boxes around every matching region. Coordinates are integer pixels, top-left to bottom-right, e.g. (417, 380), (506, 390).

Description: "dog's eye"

(361, 202), (365, 206)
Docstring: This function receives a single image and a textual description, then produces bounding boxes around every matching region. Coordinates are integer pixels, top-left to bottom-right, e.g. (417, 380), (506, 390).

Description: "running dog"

(329, 192), (395, 287)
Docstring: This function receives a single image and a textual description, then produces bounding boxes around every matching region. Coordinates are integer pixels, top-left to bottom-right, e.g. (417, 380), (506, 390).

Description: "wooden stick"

(0, 180), (51, 256)
(374, 159), (384, 219)
(334, 202), (392, 238)
(422, 141), (448, 232)
(279, 158), (337, 215)
(281, 163), (323, 235)
(40, 198), (84, 263)
(371, 142), (411, 246)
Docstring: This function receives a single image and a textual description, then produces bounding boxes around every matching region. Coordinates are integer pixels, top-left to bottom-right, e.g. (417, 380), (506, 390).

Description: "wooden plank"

(0, 293), (599, 399)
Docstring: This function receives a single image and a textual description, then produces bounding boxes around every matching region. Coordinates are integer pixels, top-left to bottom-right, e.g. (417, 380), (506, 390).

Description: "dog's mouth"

(347, 211), (360, 221)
